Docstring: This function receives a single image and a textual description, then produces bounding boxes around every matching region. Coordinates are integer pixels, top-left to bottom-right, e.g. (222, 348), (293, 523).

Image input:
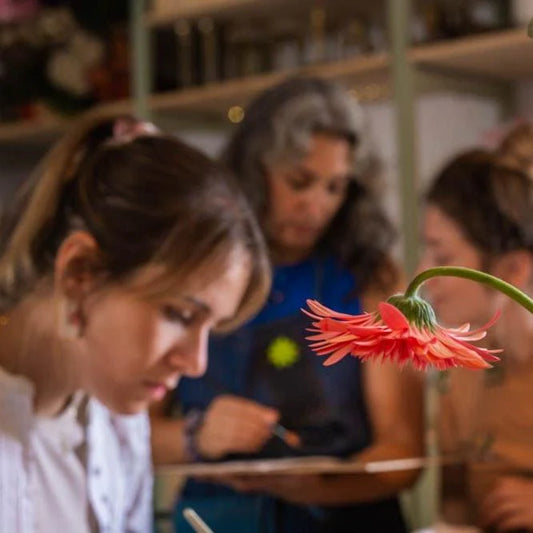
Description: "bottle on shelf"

(411, 3), (442, 44)
(223, 19), (270, 79)
(152, 25), (178, 92)
(91, 25), (130, 101)
(336, 16), (370, 59)
(302, 5), (327, 64)
(438, 0), (470, 38)
(268, 18), (303, 71)
(367, 15), (388, 52)
(197, 17), (216, 84)
(152, 19), (201, 92)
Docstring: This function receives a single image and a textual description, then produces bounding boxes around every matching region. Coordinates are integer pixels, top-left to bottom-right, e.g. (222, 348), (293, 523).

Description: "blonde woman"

(0, 113), (270, 532)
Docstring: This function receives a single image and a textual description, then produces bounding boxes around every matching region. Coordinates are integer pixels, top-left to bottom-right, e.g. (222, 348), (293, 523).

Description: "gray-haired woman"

(152, 77), (423, 533)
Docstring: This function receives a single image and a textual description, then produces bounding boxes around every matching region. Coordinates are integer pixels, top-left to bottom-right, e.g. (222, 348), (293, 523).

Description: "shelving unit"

(1, 25), (531, 143)
(0, 99), (136, 143)
(411, 27), (533, 80)
(0, 116), (67, 143)
(145, 0), (363, 26)
(145, 0), (262, 26)
(149, 51), (390, 112)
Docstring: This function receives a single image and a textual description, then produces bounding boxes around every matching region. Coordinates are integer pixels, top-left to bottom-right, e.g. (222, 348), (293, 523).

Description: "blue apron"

(174, 256), (407, 533)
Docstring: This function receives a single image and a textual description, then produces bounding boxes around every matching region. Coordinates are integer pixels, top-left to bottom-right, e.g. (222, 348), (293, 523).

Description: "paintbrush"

(202, 373), (300, 448)
(183, 507), (215, 533)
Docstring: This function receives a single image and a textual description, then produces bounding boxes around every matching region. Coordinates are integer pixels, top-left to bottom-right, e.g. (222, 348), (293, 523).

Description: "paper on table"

(413, 522), (481, 533)
(156, 454), (465, 478)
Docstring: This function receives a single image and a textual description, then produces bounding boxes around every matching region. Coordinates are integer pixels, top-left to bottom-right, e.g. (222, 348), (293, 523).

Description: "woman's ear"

(54, 231), (103, 301)
(492, 250), (533, 289)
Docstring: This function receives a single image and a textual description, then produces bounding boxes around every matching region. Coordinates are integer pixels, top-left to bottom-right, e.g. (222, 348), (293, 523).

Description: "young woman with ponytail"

(0, 113), (270, 533)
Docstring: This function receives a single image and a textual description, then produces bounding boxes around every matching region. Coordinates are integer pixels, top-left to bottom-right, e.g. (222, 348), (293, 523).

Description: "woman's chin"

(96, 393), (148, 415)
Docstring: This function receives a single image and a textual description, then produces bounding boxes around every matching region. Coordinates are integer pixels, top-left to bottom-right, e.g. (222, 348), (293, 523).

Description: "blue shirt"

(173, 255), (406, 533)
(177, 255), (367, 451)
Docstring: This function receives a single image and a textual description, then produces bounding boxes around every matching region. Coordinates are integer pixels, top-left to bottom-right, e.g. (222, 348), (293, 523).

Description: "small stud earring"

(61, 298), (84, 339)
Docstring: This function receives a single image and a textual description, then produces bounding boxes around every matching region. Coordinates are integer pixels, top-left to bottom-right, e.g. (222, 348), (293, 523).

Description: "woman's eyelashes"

(161, 304), (196, 325)
(286, 172), (311, 190)
(286, 172), (348, 195)
(327, 178), (349, 196)
(429, 250), (453, 266)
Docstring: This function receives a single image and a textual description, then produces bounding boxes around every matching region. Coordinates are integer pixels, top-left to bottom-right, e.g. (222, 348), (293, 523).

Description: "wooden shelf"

(411, 27), (533, 80)
(146, 0), (365, 26)
(149, 52), (390, 115)
(1, 27), (531, 144)
(0, 100), (136, 144)
(0, 116), (68, 143)
(146, 0), (255, 26)
(0, 52), (390, 143)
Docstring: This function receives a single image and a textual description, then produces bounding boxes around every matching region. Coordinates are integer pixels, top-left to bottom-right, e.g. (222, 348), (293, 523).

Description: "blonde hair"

(0, 112), (270, 327)
(0, 114), (107, 298)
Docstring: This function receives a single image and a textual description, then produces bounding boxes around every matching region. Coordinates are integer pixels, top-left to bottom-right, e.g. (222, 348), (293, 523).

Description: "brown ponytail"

(0, 112), (270, 327)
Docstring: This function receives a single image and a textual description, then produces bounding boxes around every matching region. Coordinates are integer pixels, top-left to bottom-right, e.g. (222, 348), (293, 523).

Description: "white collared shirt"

(0, 366), (153, 533)
(33, 392), (91, 533)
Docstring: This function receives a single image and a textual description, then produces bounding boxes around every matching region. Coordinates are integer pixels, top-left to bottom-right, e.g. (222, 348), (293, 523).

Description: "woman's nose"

(301, 189), (333, 222)
(167, 329), (208, 378)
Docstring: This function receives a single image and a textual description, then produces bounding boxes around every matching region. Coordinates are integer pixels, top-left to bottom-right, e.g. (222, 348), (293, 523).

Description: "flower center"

(386, 294), (437, 331)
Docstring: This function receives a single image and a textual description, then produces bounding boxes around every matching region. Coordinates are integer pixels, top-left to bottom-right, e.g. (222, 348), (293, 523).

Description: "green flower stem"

(405, 266), (533, 314)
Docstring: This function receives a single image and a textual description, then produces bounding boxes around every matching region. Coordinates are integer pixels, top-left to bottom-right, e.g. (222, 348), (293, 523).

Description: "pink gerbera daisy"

(304, 297), (501, 371)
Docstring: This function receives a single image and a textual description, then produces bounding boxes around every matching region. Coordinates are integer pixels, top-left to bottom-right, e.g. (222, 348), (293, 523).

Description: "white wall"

(515, 78), (533, 117)
(360, 92), (501, 261)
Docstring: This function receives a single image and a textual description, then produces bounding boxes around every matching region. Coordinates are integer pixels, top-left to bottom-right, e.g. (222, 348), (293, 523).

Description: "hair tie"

(111, 117), (159, 144)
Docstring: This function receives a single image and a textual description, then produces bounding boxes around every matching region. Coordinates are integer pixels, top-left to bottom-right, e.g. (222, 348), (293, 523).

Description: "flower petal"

(323, 345), (354, 366)
(378, 302), (410, 330)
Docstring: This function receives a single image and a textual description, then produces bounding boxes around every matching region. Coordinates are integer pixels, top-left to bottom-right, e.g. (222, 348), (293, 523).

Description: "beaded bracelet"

(183, 409), (205, 462)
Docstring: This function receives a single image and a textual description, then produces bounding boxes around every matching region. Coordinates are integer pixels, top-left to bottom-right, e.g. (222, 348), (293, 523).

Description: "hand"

(479, 475), (533, 532)
(195, 395), (279, 460)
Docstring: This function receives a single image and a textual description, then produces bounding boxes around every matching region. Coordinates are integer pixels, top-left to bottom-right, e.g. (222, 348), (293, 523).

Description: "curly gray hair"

(222, 76), (397, 293)
(223, 77), (365, 213)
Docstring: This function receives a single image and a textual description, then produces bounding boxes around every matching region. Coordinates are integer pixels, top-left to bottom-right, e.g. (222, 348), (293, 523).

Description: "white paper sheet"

(156, 454), (464, 477)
